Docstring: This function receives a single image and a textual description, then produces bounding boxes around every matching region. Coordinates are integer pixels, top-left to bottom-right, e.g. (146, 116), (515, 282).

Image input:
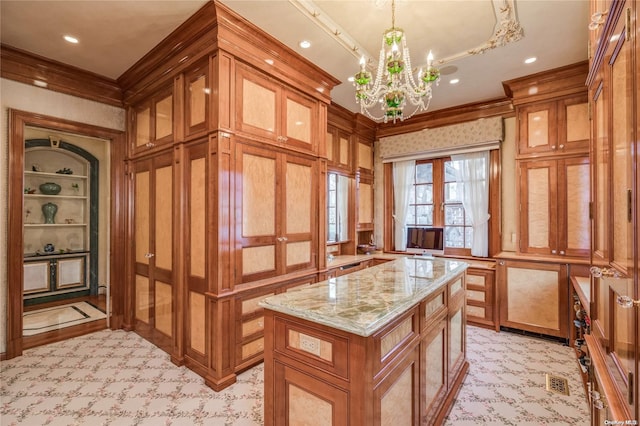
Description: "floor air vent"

(545, 374), (570, 396)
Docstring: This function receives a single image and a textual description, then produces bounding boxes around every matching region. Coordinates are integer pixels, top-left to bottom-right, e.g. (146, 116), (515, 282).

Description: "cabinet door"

(133, 152), (174, 352)
(421, 316), (447, 421)
(558, 156), (590, 257)
(235, 63), (279, 142)
(184, 60), (209, 137)
(356, 139), (374, 173)
(282, 154), (317, 274)
(357, 175), (374, 231)
(518, 159), (558, 255)
(557, 95), (590, 154)
(282, 89), (317, 153)
(236, 143), (279, 283)
(517, 100), (558, 156)
(609, 15), (634, 275)
(497, 260), (568, 339)
(591, 78), (609, 262)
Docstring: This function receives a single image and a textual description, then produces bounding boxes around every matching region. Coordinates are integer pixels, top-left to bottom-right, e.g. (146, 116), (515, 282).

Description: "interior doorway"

(5, 109), (127, 358)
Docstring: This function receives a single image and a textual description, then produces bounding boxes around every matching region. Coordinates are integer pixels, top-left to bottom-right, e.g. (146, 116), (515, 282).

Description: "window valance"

(379, 116), (504, 163)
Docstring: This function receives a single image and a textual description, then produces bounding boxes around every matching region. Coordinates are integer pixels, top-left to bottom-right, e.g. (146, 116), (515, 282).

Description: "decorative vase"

(42, 202), (58, 224)
(39, 182), (61, 195)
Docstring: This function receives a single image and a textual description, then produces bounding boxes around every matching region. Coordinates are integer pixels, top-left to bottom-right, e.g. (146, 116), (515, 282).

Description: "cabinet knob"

(145, 142), (156, 148)
(559, 250), (565, 255)
(551, 145), (556, 150)
(590, 266), (621, 278)
(551, 249), (557, 254)
(588, 10), (608, 30)
(617, 295), (640, 309)
(559, 144), (565, 149)
(144, 252), (155, 258)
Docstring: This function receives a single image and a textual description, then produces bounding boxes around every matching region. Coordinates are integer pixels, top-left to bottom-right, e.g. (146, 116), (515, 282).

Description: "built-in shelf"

(24, 223), (88, 227)
(24, 194), (87, 200)
(24, 170), (88, 180)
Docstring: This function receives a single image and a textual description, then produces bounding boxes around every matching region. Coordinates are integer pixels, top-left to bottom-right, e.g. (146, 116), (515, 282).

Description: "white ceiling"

(0, 0), (589, 115)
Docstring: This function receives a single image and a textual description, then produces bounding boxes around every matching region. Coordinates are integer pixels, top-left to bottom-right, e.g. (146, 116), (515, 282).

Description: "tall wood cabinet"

(120, 1), (341, 390)
(501, 62), (591, 340)
(584, 0), (639, 423)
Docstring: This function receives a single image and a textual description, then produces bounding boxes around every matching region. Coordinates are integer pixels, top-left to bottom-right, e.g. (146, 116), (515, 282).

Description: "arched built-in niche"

(23, 139), (99, 304)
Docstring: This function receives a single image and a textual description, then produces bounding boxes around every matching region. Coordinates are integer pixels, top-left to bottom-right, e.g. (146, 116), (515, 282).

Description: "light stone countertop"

(260, 257), (468, 337)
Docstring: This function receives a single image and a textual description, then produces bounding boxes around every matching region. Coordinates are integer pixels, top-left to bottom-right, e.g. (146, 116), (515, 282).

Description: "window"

(405, 159), (474, 255)
(327, 173), (349, 242)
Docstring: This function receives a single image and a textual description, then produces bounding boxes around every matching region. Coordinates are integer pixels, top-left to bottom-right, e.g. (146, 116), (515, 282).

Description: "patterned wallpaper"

(378, 116), (504, 160)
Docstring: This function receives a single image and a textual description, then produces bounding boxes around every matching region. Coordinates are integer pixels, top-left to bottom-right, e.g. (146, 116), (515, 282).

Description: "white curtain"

(451, 151), (490, 257)
(393, 160), (415, 251)
(337, 175), (349, 241)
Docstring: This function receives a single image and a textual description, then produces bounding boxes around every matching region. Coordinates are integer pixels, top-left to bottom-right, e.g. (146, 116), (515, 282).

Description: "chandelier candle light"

(354, 0), (440, 123)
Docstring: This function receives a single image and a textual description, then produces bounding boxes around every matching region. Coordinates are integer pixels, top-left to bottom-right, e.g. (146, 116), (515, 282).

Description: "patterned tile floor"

(1, 326), (589, 425)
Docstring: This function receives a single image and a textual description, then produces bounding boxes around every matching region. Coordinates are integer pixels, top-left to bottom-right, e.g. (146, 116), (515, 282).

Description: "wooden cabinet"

(326, 125), (352, 171)
(263, 267), (467, 426)
(131, 85), (174, 156)
(517, 95), (589, 157)
(235, 63), (319, 154)
(132, 150), (175, 353)
(465, 265), (497, 331)
(497, 259), (569, 340)
(584, 0), (639, 423)
(235, 142), (318, 284)
(518, 155), (590, 258)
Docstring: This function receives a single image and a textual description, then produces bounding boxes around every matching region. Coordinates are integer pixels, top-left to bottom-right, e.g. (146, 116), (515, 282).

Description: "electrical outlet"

(299, 333), (321, 357)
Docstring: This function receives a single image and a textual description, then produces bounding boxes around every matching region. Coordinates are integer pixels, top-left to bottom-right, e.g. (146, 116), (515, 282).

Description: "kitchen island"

(260, 256), (469, 425)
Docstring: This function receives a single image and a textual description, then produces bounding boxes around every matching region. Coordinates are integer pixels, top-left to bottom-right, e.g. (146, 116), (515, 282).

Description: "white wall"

(0, 78), (125, 354)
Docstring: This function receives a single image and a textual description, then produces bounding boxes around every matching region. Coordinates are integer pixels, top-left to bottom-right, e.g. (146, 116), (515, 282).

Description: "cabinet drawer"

(467, 305), (486, 318)
(241, 316), (265, 338)
(466, 289), (485, 302)
(241, 336), (264, 359)
(466, 273), (486, 287)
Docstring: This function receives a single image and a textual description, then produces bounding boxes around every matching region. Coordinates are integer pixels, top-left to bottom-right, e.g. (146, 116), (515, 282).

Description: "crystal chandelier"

(353, 0), (440, 123)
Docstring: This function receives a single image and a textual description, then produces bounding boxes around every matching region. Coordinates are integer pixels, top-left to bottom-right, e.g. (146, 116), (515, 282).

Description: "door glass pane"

(416, 163), (432, 183)
(445, 227), (464, 248)
(415, 205), (433, 225)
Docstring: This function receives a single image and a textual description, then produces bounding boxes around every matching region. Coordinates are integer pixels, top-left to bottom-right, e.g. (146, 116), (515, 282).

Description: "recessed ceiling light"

(63, 35), (79, 44)
(347, 76), (355, 82)
(449, 78), (460, 85)
(524, 57), (537, 64)
(299, 40), (311, 49)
